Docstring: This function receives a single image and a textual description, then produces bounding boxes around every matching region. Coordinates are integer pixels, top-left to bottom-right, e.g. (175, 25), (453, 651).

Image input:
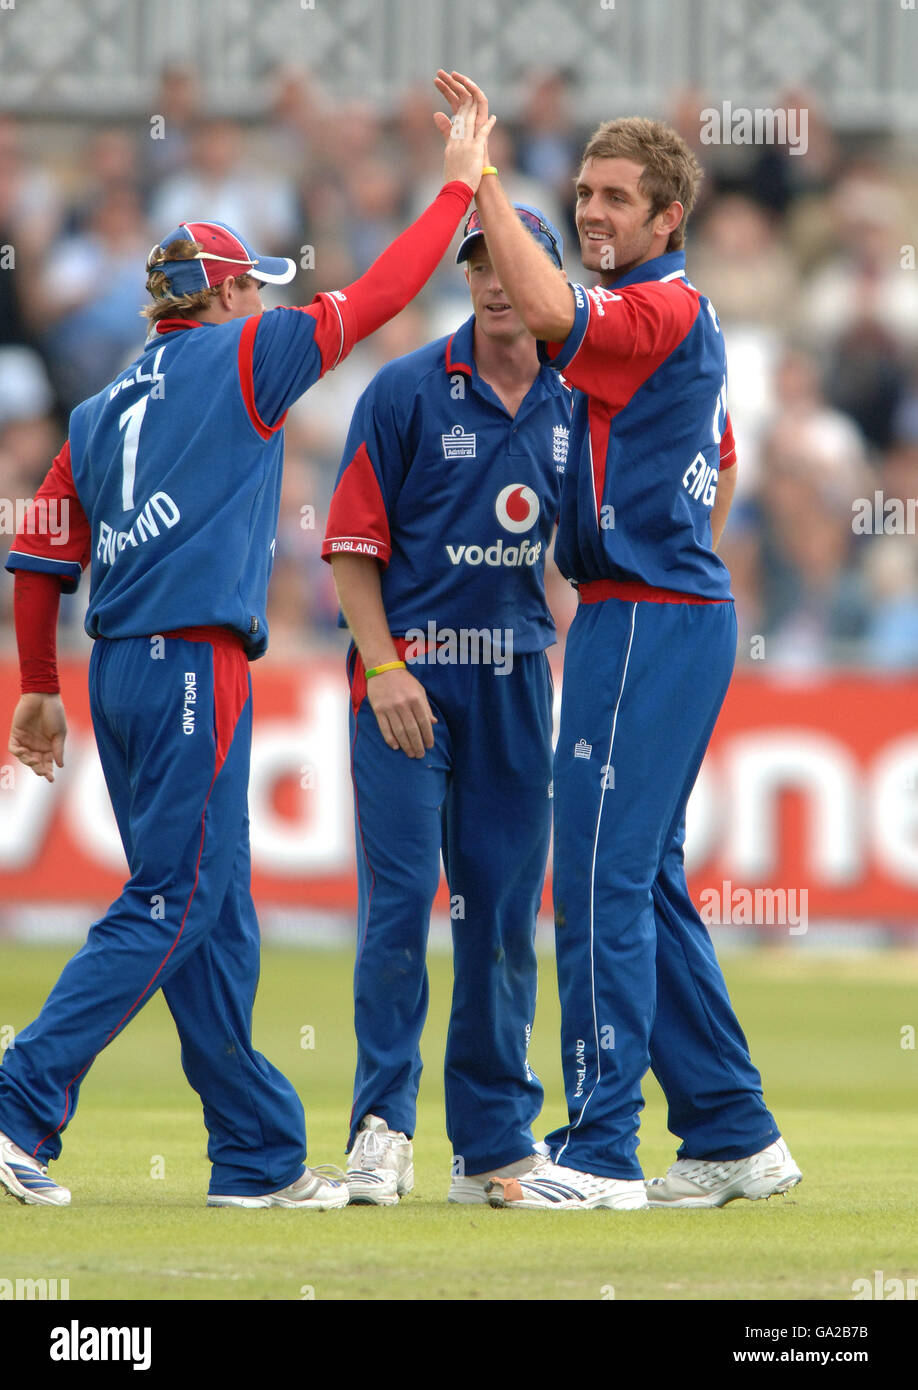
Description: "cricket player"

(434, 71), (801, 1210)
(0, 93), (494, 1210)
(323, 204), (570, 1204)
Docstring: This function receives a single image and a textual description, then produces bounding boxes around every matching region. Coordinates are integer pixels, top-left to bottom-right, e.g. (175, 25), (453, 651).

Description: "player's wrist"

(365, 659), (407, 680)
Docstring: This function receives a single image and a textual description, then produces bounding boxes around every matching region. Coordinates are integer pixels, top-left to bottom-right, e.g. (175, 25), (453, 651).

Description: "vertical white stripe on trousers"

(556, 601), (638, 1164)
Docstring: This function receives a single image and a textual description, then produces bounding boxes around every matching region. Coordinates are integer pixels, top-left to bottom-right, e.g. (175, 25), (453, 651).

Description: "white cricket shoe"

(0, 1129), (71, 1207)
(345, 1114), (414, 1206)
(486, 1155), (648, 1210)
(207, 1166), (348, 1209)
(448, 1154), (543, 1205)
(645, 1138), (803, 1208)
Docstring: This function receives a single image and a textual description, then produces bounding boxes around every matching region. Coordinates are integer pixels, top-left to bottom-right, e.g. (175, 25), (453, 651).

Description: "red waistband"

(160, 625), (247, 651)
(578, 579), (728, 606)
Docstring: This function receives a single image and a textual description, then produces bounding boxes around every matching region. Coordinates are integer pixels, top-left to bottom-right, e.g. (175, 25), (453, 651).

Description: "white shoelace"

(309, 1163), (347, 1183)
(353, 1128), (393, 1170)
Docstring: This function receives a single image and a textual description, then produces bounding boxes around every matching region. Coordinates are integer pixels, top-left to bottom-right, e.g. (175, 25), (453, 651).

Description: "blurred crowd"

(1, 66), (917, 668)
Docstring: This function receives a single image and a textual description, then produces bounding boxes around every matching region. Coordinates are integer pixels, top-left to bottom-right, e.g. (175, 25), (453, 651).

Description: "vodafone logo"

(495, 483), (540, 534)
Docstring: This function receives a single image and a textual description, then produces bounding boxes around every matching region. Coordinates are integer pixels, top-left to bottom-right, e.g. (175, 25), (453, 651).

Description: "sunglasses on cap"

(463, 208), (563, 267)
(145, 245), (257, 273)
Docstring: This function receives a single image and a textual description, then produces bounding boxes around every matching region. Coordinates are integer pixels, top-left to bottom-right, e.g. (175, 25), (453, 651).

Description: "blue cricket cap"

(456, 202), (564, 269)
(146, 220), (296, 297)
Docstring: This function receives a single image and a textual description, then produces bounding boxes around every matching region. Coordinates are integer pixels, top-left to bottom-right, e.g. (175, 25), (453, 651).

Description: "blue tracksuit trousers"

(0, 632), (306, 1195)
(347, 648), (551, 1174)
(546, 596), (780, 1178)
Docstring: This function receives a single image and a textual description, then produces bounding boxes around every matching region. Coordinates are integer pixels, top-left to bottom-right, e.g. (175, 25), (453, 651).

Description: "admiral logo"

(574, 738), (592, 759)
(495, 483), (539, 534)
(442, 424), (476, 459)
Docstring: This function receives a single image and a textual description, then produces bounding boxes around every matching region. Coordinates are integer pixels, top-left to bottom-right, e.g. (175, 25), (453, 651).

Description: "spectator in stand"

(341, 156), (406, 269)
(150, 119), (299, 261)
(515, 70), (580, 239)
(0, 350), (64, 648)
(390, 84), (447, 185)
(746, 88), (840, 218)
(259, 64), (324, 173)
(795, 168), (918, 449)
(65, 127), (141, 236)
(688, 195), (800, 330)
(753, 417), (869, 666)
(862, 538), (918, 669)
(0, 115), (62, 349)
(143, 63), (203, 186)
(36, 183), (152, 411)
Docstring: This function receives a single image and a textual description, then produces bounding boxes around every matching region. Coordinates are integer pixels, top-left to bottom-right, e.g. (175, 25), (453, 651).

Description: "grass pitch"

(0, 943), (915, 1302)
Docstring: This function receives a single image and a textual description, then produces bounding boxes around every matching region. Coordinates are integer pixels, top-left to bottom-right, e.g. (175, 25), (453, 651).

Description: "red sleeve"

(15, 570), (61, 694)
(542, 282), (699, 411)
(5, 441), (91, 591)
(244, 181), (474, 420)
(719, 411), (737, 470)
(333, 180), (474, 349)
(322, 442), (392, 566)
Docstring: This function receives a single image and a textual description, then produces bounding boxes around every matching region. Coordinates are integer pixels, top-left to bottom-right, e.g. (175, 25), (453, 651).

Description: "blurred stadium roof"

(0, 0), (916, 130)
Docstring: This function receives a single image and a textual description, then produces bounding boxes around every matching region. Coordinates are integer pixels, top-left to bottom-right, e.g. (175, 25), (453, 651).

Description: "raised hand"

(435, 70), (490, 133)
(433, 68), (496, 193)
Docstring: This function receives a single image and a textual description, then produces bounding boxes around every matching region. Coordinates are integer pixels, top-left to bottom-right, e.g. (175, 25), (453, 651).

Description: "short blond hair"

(579, 117), (703, 251)
(141, 239), (258, 322)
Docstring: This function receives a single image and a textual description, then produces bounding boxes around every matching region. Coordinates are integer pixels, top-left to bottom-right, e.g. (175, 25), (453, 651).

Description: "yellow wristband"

(365, 660), (406, 680)
(481, 166), (499, 177)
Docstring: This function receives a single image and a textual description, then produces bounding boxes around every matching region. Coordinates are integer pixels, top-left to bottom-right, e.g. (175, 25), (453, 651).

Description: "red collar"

(154, 318), (205, 334)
